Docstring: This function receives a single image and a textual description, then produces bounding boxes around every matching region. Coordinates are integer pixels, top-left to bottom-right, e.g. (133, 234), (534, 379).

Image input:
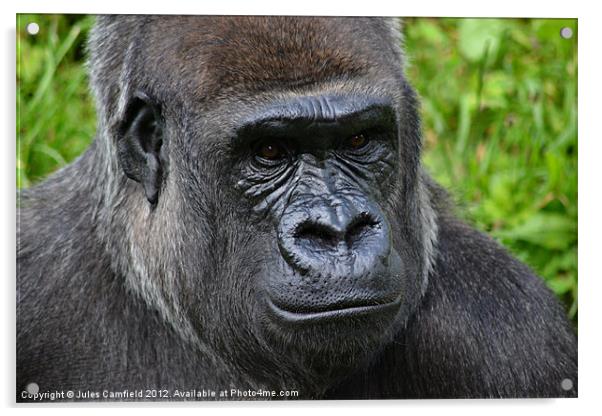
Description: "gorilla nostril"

(293, 212), (379, 250)
(294, 222), (341, 247)
(345, 213), (379, 247)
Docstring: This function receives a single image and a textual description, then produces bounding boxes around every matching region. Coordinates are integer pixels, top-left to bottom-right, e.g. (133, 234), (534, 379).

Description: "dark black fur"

(17, 16), (577, 401)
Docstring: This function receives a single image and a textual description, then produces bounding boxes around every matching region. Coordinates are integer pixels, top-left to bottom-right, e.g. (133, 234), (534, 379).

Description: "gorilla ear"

(116, 92), (165, 206)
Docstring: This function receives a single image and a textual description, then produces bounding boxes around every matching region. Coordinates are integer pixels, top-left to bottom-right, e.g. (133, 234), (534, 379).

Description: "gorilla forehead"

(131, 16), (401, 100)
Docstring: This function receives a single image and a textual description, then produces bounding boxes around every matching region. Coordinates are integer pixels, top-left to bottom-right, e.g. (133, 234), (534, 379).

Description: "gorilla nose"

(271, 199), (400, 317)
(277, 201), (391, 277)
(294, 212), (379, 250)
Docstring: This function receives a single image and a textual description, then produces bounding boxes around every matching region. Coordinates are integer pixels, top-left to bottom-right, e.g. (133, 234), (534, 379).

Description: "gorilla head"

(87, 16), (434, 388)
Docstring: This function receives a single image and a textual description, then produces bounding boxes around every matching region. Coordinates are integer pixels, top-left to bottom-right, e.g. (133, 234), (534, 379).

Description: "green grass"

(404, 18), (578, 321)
(16, 16), (578, 323)
(17, 14), (96, 188)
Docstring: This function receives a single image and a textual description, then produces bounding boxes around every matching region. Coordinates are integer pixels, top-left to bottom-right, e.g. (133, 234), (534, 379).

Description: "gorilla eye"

(254, 141), (288, 165)
(347, 133), (368, 149)
(259, 144), (281, 160)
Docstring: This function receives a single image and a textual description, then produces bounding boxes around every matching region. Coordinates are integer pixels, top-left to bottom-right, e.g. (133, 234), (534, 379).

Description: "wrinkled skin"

(17, 16), (577, 401)
(236, 95), (405, 337)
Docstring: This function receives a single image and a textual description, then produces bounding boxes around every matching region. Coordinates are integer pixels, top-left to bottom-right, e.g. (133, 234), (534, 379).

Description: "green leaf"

(496, 213), (576, 250)
(547, 275), (575, 296)
(414, 20), (446, 45)
(458, 19), (505, 63)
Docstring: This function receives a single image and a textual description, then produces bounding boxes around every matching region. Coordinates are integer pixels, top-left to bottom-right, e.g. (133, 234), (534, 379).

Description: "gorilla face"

(110, 16), (428, 386)
(233, 94), (405, 336)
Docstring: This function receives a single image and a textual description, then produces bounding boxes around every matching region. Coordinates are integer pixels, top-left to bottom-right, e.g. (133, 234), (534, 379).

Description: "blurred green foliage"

(405, 18), (577, 321)
(17, 14), (96, 187)
(16, 16), (578, 322)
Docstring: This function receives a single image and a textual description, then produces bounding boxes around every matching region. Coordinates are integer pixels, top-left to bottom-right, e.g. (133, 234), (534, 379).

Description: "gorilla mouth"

(266, 296), (402, 325)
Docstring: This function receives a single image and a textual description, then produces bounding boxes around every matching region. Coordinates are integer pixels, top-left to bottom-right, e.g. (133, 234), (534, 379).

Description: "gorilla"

(17, 15), (577, 400)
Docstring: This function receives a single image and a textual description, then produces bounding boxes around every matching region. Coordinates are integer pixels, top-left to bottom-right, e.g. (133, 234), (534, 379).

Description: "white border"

(3, 1), (601, 415)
